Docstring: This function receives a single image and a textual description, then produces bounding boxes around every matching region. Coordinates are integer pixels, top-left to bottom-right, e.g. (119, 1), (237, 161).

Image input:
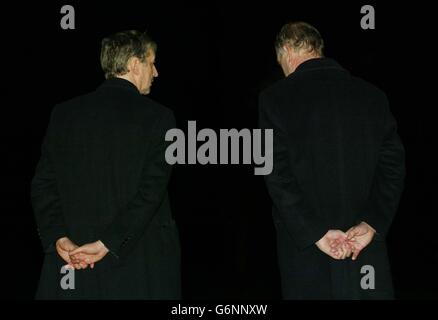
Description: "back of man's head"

(100, 30), (156, 79)
(275, 22), (324, 57)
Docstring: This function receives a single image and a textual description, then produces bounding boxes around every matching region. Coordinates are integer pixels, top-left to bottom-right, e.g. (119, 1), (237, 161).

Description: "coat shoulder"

(53, 92), (94, 111)
(260, 72), (389, 105)
(48, 92), (96, 122)
(135, 96), (176, 130)
(259, 77), (290, 100)
(350, 76), (388, 102)
(139, 96), (174, 120)
(51, 90), (175, 127)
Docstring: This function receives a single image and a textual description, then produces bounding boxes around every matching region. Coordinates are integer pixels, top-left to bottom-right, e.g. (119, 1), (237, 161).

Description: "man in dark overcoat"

(31, 30), (181, 299)
(259, 22), (405, 299)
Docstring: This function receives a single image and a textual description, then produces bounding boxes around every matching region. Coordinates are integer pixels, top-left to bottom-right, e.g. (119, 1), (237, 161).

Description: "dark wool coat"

(259, 58), (405, 299)
(32, 78), (181, 299)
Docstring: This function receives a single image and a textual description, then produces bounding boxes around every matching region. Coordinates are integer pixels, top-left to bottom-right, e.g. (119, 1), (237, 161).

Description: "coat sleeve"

(359, 98), (406, 236)
(31, 106), (68, 253)
(98, 110), (175, 260)
(259, 92), (327, 250)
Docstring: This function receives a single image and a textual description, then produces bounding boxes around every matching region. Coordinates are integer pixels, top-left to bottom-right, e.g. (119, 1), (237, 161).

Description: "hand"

(346, 222), (376, 260)
(316, 230), (351, 260)
(329, 237), (354, 259)
(69, 240), (109, 268)
(55, 237), (88, 269)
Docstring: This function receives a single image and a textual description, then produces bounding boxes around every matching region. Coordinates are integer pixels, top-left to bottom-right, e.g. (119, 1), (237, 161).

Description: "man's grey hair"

(275, 21), (324, 56)
(100, 30), (157, 79)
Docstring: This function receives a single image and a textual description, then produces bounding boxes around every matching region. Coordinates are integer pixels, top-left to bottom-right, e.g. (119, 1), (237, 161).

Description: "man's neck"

(116, 75), (138, 91)
(293, 54), (322, 72)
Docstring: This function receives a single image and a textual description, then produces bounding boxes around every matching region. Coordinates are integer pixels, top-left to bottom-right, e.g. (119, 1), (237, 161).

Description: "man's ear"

(127, 57), (139, 75)
(284, 45), (295, 62)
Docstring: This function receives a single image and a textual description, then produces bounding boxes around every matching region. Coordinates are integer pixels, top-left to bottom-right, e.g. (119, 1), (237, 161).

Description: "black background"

(3, 1), (437, 299)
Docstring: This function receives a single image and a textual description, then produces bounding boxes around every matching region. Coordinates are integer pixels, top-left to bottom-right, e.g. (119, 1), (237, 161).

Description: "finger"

(70, 252), (85, 262)
(353, 240), (364, 252)
(74, 260), (85, 266)
(339, 244), (347, 259)
(344, 241), (354, 250)
(331, 246), (342, 259)
(69, 247), (84, 256)
(330, 241), (340, 253)
(331, 252), (341, 260)
(330, 241), (339, 251)
(73, 255), (88, 265)
(352, 248), (361, 260)
(332, 242), (346, 254)
(349, 241), (358, 254)
(69, 252), (83, 260)
(344, 242), (352, 258)
(330, 239), (340, 248)
(344, 243), (353, 258)
(347, 228), (357, 239)
(335, 238), (346, 247)
(70, 256), (80, 264)
(340, 245), (346, 259)
(335, 232), (347, 241)
(344, 243), (352, 259)
(91, 263), (94, 269)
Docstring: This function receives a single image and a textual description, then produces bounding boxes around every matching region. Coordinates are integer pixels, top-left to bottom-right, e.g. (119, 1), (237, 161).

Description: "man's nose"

(153, 65), (158, 77)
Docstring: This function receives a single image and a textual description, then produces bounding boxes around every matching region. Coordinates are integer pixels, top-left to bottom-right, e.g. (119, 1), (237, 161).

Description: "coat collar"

(291, 57), (347, 76)
(97, 77), (140, 94)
